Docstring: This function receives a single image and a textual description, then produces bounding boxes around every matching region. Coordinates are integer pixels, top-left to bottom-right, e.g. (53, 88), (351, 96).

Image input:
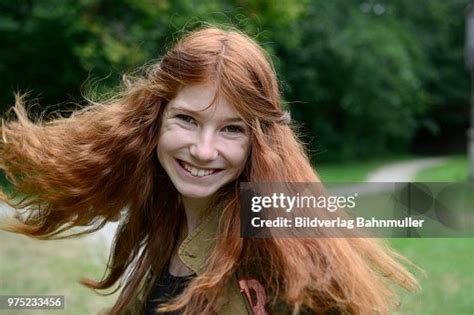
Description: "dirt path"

(366, 157), (447, 182)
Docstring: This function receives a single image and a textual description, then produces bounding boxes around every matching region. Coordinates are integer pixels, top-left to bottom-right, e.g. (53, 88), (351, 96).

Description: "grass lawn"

(0, 229), (118, 314)
(390, 238), (474, 315)
(317, 155), (473, 314)
(407, 155), (473, 313)
(315, 154), (417, 182)
(415, 155), (468, 182)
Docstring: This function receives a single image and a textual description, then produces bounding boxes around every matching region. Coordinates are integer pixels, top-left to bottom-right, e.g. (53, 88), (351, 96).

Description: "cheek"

(157, 125), (189, 152)
(227, 142), (251, 170)
(156, 132), (177, 166)
(156, 132), (169, 158)
(156, 140), (167, 168)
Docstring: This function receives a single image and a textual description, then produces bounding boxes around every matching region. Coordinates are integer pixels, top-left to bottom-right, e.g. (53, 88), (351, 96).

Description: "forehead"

(168, 84), (240, 118)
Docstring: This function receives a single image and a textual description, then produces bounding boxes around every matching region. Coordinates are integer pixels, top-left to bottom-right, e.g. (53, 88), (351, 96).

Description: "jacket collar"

(178, 207), (220, 275)
(176, 207), (251, 314)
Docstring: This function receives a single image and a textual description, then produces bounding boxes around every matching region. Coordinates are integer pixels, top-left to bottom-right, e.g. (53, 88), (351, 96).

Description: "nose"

(189, 130), (218, 162)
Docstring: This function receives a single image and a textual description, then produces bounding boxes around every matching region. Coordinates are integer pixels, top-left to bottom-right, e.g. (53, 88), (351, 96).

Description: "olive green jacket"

(122, 208), (255, 315)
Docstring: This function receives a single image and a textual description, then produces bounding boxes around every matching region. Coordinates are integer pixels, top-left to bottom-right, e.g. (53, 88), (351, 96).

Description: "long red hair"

(0, 25), (418, 314)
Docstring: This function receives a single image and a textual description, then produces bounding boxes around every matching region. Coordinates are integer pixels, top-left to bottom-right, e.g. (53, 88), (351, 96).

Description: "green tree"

(0, 0), (468, 160)
(274, 0), (428, 161)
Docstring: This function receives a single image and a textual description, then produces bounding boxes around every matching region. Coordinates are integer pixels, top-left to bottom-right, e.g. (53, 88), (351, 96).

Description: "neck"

(180, 196), (213, 234)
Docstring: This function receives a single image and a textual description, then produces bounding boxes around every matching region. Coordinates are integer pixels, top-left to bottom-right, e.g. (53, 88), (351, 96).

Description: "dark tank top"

(143, 263), (195, 315)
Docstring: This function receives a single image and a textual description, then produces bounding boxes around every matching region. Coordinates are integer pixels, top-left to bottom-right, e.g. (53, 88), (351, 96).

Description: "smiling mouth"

(177, 160), (222, 177)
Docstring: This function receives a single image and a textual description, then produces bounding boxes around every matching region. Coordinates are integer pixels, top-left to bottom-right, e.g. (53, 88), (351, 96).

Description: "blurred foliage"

(0, 0), (469, 162)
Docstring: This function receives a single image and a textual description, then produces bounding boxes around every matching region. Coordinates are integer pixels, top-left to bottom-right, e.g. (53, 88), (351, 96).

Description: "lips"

(177, 159), (222, 177)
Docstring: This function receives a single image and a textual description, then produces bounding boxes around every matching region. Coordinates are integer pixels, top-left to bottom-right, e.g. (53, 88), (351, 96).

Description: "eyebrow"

(170, 104), (245, 123)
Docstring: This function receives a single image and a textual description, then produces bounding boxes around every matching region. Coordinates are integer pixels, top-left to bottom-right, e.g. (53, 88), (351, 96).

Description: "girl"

(0, 26), (419, 314)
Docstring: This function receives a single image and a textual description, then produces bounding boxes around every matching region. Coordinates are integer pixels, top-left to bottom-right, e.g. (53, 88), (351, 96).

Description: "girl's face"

(157, 84), (251, 204)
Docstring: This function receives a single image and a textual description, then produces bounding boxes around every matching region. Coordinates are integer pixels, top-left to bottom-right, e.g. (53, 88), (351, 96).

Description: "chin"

(178, 187), (217, 199)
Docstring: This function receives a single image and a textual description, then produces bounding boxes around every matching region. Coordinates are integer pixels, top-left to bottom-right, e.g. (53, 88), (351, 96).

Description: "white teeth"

(181, 161), (216, 177)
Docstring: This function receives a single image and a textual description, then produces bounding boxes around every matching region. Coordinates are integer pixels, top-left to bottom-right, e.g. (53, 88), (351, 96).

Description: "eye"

(175, 114), (196, 124)
(223, 125), (245, 134)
